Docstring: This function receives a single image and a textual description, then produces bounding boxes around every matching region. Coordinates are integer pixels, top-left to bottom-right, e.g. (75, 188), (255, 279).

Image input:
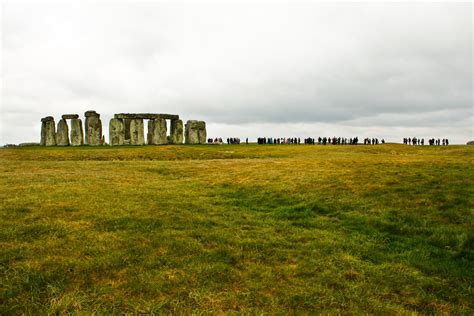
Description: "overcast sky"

(1, 1), (472, 144)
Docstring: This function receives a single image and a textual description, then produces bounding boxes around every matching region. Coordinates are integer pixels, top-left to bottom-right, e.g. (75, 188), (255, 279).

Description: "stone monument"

(130, 119), (145, 145)
(170, 119), (184, 144)
(69, 116), (84, 146)
(185, 120), (206, 144)
(40, 111), (202, 146)
(85, 111), (103, 146)
(40, 116), (56, 146)
(109, 118), (125, 146)
(56, 119), (69, 146)
(148, 118), (167, 145)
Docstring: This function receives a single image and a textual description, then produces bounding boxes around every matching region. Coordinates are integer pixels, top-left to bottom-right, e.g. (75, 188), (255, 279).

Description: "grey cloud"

(1, 2), (472, 144)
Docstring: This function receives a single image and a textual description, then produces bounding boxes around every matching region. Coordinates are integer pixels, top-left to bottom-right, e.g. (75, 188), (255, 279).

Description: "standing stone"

(147, 118), (167, 145)
(170, 119), (184, 144)
(70, 118), (84, 146)
(109, 118), (124, 146)
(198, 121), (207, 144)
(56, 119), (70, 146)
(85, 111), (102, 146)
(130, 119), (145, 145)
(40, 116), (56, 146)
(123, 119), (131, 142)
(185, 120), (206, 144)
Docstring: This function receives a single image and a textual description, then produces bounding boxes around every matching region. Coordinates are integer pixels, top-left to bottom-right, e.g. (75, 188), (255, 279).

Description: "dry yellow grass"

(1, 144), (473, 313)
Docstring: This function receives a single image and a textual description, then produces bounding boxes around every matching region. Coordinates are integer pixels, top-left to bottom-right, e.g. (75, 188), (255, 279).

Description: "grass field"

(1, 144), (473, 314)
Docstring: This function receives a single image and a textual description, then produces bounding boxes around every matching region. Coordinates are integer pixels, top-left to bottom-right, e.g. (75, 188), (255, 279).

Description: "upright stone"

(56, 119), (69, 146)
(70, 118), (84, 146)
(123, 119), (131, 142)
(130, 119), (145, 145)
(85, 111), (102, 146)
(40, 116), (56, 146)
(185, 120), (206, 144)
(170, 119), (184, 144)
(109, 118), (125, 146)
(148, 118), (167, 145)
(198, 121), (207, 144)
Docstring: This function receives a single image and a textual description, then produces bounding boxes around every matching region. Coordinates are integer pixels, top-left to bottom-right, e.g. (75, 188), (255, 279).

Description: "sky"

(1, 1), (472, 144)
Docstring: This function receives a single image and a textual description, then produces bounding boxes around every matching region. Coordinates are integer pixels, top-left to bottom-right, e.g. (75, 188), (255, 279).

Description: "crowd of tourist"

(207, 137), (223, 144)
(207, 137), (244, 144)
(403, 138), (449, 145)
(363, 138), (385, 145)
(207, 136), (452, 145)
(257, 137), (302, 144)
(255, 136), (367, 145)
(227, 138), (241, 144)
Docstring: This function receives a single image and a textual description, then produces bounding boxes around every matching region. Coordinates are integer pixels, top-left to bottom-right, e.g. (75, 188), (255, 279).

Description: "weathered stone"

(40, 117), (56, 146)
(62, 114), (79, 120)
(170, 119), (184, 144)
(85, 113), (102, 146)
(198, 123), (207, 144)
(115, 113), (179, 120)
(185, 125), (198, 144)
(85, 110), (100, 118)
(56, 119), (70, 146)
(185, 120), (206, 144)
(147, 118), (167, 145)
(70, 118), (84, 146)
(123, 119), (131, 141)
(109, 118), (124, 146)
(467, 141), (474, 145)
(130, 119), (145, 145)
(41, 116), (54, 122)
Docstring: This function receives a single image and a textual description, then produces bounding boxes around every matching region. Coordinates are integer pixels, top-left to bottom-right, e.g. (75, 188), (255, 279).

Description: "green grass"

(1, 144), (473, 314)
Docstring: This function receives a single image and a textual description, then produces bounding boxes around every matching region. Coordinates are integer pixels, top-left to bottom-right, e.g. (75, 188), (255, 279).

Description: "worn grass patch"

(0, 144), (473, 314)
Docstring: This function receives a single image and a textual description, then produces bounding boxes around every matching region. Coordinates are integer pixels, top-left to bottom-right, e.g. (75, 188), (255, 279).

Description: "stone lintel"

(85, 110), (100, 118)
(62, 114), (79, 120)
(41, 116), (54, 122)
(114, 113), (179, 120)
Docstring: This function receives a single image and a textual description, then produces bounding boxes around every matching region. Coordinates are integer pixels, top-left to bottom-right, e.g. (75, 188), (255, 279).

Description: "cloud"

(1, 2), (472, 144)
